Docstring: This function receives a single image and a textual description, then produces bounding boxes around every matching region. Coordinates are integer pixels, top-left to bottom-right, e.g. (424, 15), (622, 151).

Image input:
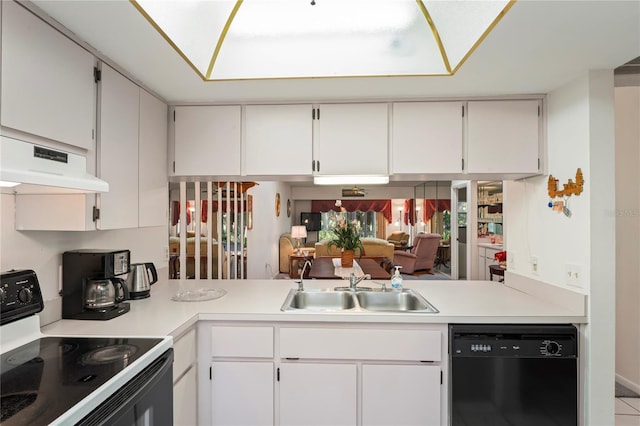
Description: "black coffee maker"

(62, 249), (131, 320)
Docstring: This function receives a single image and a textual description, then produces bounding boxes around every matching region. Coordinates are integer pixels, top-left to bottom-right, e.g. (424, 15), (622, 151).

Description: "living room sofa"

(314, 237), (395, 261)
(169, 236), (227, 279)
(387, 231), (409, 248)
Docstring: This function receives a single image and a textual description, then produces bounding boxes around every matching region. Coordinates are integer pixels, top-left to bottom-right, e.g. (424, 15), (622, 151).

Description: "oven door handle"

(76, 348), (174, 425)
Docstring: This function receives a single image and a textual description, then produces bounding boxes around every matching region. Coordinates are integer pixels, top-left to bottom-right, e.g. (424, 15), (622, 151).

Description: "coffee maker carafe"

(62, 249), (131, 320)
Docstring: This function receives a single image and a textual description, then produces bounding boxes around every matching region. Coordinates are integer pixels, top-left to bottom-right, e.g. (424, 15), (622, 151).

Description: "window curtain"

(403, 199), (415, 225)
(171, 201), (192, 226)
(311, 200), (393, 222)
(423, 199), (451, 222)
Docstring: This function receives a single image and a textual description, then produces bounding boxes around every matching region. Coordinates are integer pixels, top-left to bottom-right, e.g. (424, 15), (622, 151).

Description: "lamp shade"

(291, 226), (307, 239)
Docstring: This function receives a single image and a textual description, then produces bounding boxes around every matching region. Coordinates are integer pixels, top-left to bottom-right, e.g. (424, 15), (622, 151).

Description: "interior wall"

(246, 181), (292, 279)
(0, 193), (167, 325)
(505, 71), (616, 425)
(614, 85), (640, 393)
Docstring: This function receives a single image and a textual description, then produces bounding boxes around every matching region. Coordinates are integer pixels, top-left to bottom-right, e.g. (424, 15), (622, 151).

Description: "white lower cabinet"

(198, 322), (447, 426)
(174, 366), (197, 426)
(362, 364), (441, 426)
(211, 361), (274, 426)
(173, 327), (197, 426)
(279, 362), (357, 426)
(477, 246), (501, 280)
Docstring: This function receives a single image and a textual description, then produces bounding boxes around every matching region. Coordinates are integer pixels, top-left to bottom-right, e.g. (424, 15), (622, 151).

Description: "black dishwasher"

(450, 324), (578, 426)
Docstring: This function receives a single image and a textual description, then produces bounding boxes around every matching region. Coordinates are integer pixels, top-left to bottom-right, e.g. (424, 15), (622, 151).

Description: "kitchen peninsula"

(41, 270), (586, 426)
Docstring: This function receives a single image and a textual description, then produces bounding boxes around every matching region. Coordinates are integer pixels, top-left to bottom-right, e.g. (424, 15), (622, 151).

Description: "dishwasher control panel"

(450, 324), (578, 358)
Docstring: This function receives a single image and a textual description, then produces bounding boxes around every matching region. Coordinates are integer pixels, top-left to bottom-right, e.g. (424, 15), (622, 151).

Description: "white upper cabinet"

(97, 64), (140, 230)
(138, 90), (168, 228)
(314, 103), (389, 175)
(173, 106), (241, 176)
(1, 1), (95, 150)
(243, 104), (313, 176)
(391, 102), (464, 174)
(466, 100), (541, 174)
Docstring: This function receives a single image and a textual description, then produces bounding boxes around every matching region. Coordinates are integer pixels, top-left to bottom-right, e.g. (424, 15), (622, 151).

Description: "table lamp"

(291, 226), (307, 254)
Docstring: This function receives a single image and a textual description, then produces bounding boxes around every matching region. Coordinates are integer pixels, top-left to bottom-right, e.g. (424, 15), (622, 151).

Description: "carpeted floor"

(401, 270), (451, 280)
(616, 382), (640, 398)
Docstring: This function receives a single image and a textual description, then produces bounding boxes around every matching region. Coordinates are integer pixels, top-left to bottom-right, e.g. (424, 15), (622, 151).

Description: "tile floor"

(616, 397), (640, 425)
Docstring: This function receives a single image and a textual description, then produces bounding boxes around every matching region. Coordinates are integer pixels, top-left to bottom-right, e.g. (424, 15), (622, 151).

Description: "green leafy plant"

(327, 200), (364, 252)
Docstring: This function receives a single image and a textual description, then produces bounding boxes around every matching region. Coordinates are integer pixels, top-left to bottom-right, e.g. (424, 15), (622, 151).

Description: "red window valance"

(311, 200), (393, 223)
(423, 199), (451, 222)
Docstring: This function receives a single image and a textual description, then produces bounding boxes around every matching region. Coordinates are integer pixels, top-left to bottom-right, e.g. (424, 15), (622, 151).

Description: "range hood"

(0, 136), (109, 194)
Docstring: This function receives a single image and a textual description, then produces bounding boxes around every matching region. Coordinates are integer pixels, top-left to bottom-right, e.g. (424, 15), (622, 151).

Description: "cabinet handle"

(317, 161), (320, 172)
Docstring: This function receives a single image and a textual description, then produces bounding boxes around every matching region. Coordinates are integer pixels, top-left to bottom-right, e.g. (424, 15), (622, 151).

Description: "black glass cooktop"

(1, 336), (163, 426)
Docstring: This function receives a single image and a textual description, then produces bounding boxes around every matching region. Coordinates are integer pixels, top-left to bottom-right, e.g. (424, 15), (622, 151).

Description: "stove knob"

(17, 287), (33, 304)
(545, 341), (560, 355)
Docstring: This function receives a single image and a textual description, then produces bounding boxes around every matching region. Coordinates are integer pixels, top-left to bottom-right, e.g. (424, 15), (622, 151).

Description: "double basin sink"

(280, 288), (439, 313)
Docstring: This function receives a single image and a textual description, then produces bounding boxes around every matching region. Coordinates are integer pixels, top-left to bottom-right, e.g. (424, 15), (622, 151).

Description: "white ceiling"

(28, 0), (640, 105)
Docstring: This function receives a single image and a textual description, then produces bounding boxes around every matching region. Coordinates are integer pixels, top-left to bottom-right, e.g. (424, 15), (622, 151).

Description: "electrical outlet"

(164, 246), (170, 261)
(566, 264), (583, 288)
(530, 256), (539, 275)
(508, 252), (515, 269)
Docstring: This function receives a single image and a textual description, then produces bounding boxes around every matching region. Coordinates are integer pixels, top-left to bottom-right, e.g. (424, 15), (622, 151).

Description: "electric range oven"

(1, 269), (174, 426)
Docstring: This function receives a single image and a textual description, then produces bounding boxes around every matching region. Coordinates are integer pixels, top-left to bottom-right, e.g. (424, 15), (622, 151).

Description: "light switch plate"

(566, 264), (583, 288)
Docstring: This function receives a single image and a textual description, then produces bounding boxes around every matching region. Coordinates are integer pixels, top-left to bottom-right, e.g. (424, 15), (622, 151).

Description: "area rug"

(401, 271), (451, 280)
(616, 382), (640, 398)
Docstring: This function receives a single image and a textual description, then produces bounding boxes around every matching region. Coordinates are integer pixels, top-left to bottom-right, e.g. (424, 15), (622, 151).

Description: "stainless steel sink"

(355, 289), (439, 313)
(280, 288), (438, 313)
(280, 289), (357, 311)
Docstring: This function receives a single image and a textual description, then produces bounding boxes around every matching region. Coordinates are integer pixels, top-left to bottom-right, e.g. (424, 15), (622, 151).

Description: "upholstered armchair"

(393, 233), (441, 274)
(387, 231), (409, 249)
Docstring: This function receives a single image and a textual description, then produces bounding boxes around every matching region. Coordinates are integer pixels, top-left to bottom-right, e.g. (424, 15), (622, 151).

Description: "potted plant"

(327, 200), (364, 267)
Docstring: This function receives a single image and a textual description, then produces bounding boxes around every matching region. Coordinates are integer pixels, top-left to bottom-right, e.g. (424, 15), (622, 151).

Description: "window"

(319, 210), (377, 241)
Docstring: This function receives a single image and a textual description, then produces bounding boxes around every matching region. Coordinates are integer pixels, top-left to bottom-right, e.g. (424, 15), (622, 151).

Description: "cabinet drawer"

(173, 328), (196, 382)
(211, 326), (274, 358)
(280, 328), (441, 361)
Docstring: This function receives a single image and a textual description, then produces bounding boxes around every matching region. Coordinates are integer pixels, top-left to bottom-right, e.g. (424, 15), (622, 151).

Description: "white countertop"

(41, 275), (587, 339)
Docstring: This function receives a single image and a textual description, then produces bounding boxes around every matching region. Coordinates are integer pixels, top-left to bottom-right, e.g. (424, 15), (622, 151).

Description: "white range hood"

(0, 136), (109, 194)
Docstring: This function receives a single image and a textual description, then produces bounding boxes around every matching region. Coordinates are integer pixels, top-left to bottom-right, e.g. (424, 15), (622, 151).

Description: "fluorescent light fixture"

(0, 181), (20, 188)
(314, 175), (389, 185)
(131, 0), (514, 80)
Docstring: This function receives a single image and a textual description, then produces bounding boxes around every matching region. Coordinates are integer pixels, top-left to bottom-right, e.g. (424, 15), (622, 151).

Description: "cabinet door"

(392, 102), (463, 174)
(467, 100), (540, 173)
(244, 104), (313, 175)
(211, 361), (273, 426)
(477, 247), (487, 280)
(173, 366), (197, 426)
(315, 103), (388, 175)
(1, 1), (95, 150)
(174, 106), (241, 176)
(98, 64), (139, 230)
(362, 364), (441, 426)
(279, 363), (356, 426)
(138, 90), (168, 228)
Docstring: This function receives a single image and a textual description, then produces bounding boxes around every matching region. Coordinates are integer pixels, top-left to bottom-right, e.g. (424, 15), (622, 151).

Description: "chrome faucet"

(295, 260), (313, 291)
(349, 272), (371, 291)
